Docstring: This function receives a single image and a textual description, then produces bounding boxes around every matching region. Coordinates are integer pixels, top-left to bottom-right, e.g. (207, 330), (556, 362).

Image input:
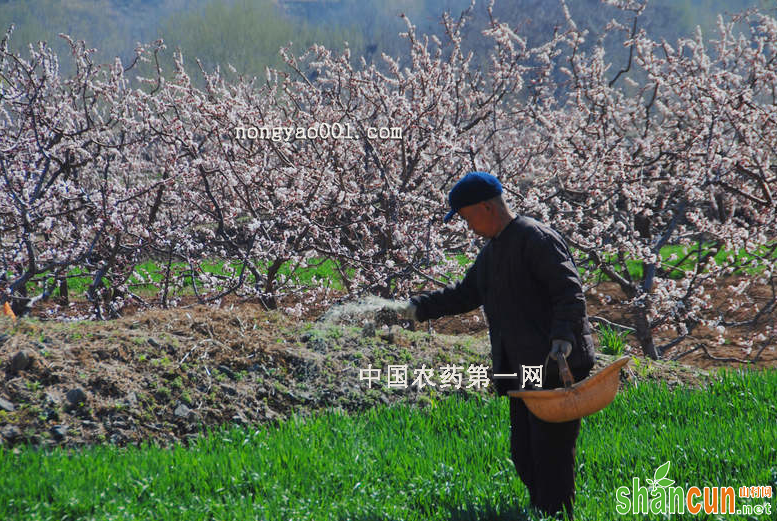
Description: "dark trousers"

(509, 397), (581, 520)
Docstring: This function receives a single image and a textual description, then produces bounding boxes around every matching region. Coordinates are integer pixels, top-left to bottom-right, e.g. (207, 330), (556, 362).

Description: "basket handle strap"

(544, 351), (575, 389)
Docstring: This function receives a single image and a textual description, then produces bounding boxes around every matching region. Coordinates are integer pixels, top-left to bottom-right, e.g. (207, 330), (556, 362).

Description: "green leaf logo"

(646, 461), (675, 492)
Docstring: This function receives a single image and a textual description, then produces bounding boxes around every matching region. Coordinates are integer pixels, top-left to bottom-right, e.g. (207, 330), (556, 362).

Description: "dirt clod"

(66, 388), (87, 407)
(9, 350), (32, 372)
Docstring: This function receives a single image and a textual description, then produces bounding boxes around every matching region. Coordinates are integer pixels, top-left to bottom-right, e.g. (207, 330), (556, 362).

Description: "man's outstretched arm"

(409, 256), (482, 322)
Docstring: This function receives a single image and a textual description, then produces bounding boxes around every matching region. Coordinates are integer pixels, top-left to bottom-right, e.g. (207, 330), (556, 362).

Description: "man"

(395, 171), (595, 520)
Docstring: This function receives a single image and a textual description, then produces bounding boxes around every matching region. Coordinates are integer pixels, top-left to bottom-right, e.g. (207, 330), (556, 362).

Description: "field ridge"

(1, 304), (714, 449)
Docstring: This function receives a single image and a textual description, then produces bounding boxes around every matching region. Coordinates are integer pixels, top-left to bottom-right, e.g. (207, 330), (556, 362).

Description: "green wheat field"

(1, 368), (775, 521)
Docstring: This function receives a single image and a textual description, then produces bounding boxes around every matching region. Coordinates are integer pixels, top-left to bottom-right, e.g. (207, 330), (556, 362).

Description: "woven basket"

(508, 356), (631, 423)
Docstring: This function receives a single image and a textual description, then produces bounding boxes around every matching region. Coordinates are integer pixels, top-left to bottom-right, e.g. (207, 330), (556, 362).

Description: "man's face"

(457, 202), (495, 237)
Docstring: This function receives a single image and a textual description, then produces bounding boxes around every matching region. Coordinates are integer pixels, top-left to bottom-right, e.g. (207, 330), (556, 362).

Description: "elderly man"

(396, 171), (595, 520)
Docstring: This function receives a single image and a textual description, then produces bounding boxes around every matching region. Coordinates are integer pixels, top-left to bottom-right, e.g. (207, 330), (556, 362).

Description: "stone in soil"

(287, 390), (313, 404)
(50, 425), (68, 441)
(0, 397), (15, 412)
(124, 392), (139, 408)
(174, 403), (197, 420)
(1, 425), (22, 441)
(43, 392), (60, 407)
(9, 350), (33, 372)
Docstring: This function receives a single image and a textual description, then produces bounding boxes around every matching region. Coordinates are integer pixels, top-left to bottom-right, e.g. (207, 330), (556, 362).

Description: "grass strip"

(12, 241), (776, 301)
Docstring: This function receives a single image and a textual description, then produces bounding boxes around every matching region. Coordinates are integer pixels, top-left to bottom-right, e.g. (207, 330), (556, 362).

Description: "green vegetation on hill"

(155, 0), (364, 85)
(0, 0), (773, 87)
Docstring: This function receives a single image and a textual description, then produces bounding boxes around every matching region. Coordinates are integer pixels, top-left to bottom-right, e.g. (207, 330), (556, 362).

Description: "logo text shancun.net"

(615, 462), (773, 516)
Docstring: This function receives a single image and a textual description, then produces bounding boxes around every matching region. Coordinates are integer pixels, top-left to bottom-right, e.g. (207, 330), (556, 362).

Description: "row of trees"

(1, 1), (775, 359)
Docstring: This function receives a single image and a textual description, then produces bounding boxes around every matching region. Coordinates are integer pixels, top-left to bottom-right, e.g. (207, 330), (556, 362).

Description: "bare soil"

(0, 278), (773, 449)
(584, 280), (777, 369)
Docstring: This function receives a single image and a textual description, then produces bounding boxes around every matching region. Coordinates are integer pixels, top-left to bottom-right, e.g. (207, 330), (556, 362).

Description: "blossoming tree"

(1, 1), (775, 360)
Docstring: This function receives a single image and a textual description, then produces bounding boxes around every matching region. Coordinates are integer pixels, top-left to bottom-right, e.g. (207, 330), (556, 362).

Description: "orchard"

(1, 0), (775, 361)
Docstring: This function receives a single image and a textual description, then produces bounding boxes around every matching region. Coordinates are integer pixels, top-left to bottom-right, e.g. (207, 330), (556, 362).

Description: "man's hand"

(550, 339), (572, 360)
(399, 301), (418, 321)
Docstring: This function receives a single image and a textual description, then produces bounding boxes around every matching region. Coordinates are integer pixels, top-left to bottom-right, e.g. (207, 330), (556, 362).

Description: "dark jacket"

(411, 215), (595, 396)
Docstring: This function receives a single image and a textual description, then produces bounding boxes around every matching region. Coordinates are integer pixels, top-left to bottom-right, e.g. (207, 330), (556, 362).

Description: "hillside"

(0, 0), (773, 83)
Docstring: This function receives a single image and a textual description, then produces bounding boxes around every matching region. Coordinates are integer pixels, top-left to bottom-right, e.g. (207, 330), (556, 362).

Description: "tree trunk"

(58, 278), (69, 305)
(634, 306), (660, 360)
(263, 258), (284, 310)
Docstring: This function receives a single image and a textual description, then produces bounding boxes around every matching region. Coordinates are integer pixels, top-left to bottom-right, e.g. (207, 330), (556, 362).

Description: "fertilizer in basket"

(317, 296), (409, 326)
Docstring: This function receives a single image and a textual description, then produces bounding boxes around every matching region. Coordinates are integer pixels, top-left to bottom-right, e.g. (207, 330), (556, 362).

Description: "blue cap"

(443, 171), (503, 223)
